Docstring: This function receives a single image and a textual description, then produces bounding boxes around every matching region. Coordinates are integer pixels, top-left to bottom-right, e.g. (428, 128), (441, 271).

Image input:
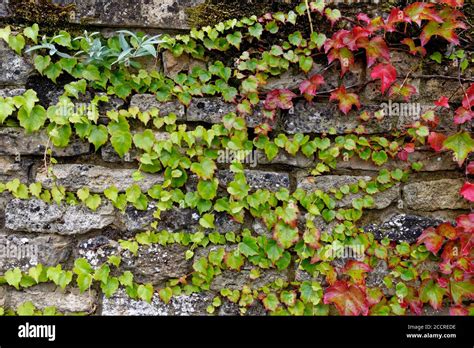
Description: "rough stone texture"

(283, 103), (393, 134)
(5, 199), (115, 235)
(364, 214), (442, 243)
(162, 51), (206, 78)
(0, 232), (71, 272)
(210, 268), (288, 292)
(52, 0), (204, 29)
(0, 127), (90, 157)
(121, 244), (192, 285)
(130, 94), (186, 119)
(0, 156), (28, 182)
(0, 87), (26, 98)
(102, 289), (213, 316)
(0, 41), (33, 86)
(5, 284), (96, 313)
(36, 164), (163, 193)
(187, 98), (271, 127)
(256, 150), (314, 168)
(403, 179), (470, 211)
(0, 0), (7, 18)
(297, 175), (400, 209)
(218, 170), (290, 191)
(366, 260), (393, 296)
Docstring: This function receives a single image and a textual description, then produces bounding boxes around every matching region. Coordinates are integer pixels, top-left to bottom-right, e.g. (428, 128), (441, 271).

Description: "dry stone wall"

(0, 0), (472, 316)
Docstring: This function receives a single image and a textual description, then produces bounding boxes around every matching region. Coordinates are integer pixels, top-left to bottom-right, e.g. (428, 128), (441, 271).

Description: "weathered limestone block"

(0, 87), (26, 98)
(218, 170), (290, 191)
(282, 103), (393, 134)
(365, 260), (393, 296)
(0, 41), (33, 85)
(421, 79), (469, 104)
(162, 51), (206, 78)
(0, 233), (72, 272)
(210, 268), (288, 291)
(76, 236), (120, 267)
(187, 98), (272, 127)
(52, 0), (204, 29)
(0, 127), (90, 157)
(0, 0), (7, 18)
(256, 149), (314, 168)
(5, 199), (115, 235)
(130, 94), (186, 119)
(364, 214), (442, 243)
(36, 164), (163, 193)
(121, 244), (192, 284)
(297, 175), (400, 209)
(5, 284), (96, 313)
(0, 156), (28, 182)
(101, 289), (213, 316)
(403, 179), (470, 211)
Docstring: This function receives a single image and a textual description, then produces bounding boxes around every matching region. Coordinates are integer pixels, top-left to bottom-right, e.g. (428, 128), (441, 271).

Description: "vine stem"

(304, 0), (314, 34)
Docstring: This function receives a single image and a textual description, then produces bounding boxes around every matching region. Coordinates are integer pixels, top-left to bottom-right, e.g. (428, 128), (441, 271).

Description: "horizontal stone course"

(0, 41), (33, 86)
(217, 170), (290, 191)
(130, 94), (186, 120)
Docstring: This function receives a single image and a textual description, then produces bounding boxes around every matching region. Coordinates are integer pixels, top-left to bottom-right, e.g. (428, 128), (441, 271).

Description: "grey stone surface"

(403, 179), (470, 211)
(122, 244), (192, 284)
(0, 0), (7, 18)
(101, 289), (213, 316)
(36, 164), (163, 193)
(5, 284), (96, 313)
(297, 175), (400, 209)
(0, 232), (72, 272)
(52, 0), (204, 29)
(0, 87), (26, 98)
(364, 214), (442, 243)
(0, 41), (33, 85)
(130, 94), (186, 119)
(210, 268), (288, 291)
(0, 127), (90, 157)
(0, 156), (28, 182)
(218, 170), (290, 191)
(366, 260), (393, 296)
(256, 150), (314, 168)
(282, 103), (393, 134)
(5, 199), (115, 235)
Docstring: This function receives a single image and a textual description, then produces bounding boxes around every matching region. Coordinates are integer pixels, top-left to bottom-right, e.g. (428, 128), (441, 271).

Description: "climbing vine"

(0, 0), (472, 316)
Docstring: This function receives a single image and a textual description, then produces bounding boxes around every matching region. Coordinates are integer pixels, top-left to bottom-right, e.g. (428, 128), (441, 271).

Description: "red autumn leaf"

(440, 0), (464, 7)
(345, 26), (370, 51)
(371, 63), (397, 95)
(428, 132), (446, 152)
(421, 11), (466, 46)
(460, 182), (474, 202)
(357, 13), (370, 24)
(264, 89), (297, 110)
(466, 162), (474, 175)
(327, 47), (354, 76)
(329, 85), (361, 115)
(388, 83), (417, 101)
(358, 36), (390, 67)
(437, 223), (457, 240)
(462, 84), (474, 110)
(384, 8), (411, 32)
(299, 74), (325, 99)
(455, 106), (474, 126)
(401, 38), (427, 56)
(323, 280), (369, 316)
(435, 96), (450, 108)
(449, 306), (468, 316)
(417, 227), (444, 255)
(405, 3), (443, 26)
(342, 260), (372, 285)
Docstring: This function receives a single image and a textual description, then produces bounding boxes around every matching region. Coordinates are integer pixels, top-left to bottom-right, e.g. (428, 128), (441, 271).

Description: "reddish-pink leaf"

(342, 260), (372, 285)
(460, 182), (474, 202)
(462, 84), (474, 110)
(435, 96), (450, 108)
(388, 83), (417, 101)
(385, 8), (411, 32)
(371, 63), (397, 95)
(358, 36), (390, 67)
(440, 0), (464, 7)
(466, 162), (474, 175)
(345, 26), (370, 51)
(327, 47), (354, 76)
(323, 280), (369, 316)
(299, 74), (325, 98)
(357, 13), (370, 24)
(264, 89), (297, 110)
(401, 38), (427, 56)
(417, 227), (444, 254)
(405, 3), (443, 26)
(437, 223), (457, 240)
(329, 85), (361, 115)
(449, 306), (468, 316)
(428, 132), (446, 152)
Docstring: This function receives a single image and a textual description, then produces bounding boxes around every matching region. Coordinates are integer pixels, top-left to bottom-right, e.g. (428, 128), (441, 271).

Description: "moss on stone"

(8, 0), (75, 27)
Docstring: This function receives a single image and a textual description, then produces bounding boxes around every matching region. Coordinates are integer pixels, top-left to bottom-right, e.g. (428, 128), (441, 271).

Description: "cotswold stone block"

(0, 233), (71, 272)
(36, 164), (163, 193)
(0, 156), (28, 182)
(5, 199), (115, 235)
(0, 0), (7, 18)
(256, 150), (314, 168)
(6, 284), (96, 313)
(121, 244), (192, 284)
(102, 289), (213, 316)
(0, 87), (26, 98)
(53, 0), (204, 29)
(162, 51), (206, 78)
(210, 268), (288, 291)
(187, 98), (271, 127)
(282, 103), (393, 134)
(218, 170), (290, 191)
(130, 94), (186, 119)
(364, 214), (442, 243)
(297, 176), (400, 209)
(365, 260), (393, 296)
(0, 128), (90, 157)
(403, 179), (470, 211)
(0, 41), (33, 85)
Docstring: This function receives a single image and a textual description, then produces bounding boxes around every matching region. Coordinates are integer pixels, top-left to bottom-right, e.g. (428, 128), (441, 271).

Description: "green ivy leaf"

(443, 132), (474, 166)
(23, 24), (39, 43)
(199, 213), (215, 228)
(8, 34), (25, 55)
(44, 62), (62, 83)
(34, 55), (51, 75)
(89, 125), (109, 151)
(133, 129), (155, 153)
(137, 283), (154, 303)
(17, 105), (47, 133)
(5, 268), (22, 290)
(101, 277), (119, 298)
(159, 287), (173, 304)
